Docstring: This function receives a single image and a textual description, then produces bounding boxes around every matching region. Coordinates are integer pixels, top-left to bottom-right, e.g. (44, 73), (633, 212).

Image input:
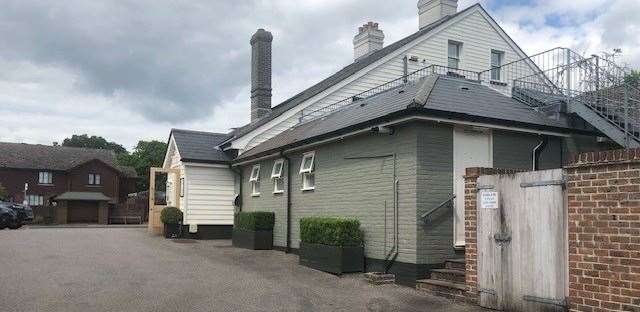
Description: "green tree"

(119, 140), (168, 192)
(0, 183), (7, 201)
(62, 134), (127, 154)
(624, 70), (640, 87)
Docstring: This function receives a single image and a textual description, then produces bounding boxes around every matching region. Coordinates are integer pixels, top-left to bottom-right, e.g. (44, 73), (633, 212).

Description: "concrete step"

(444, 258), (465, 270)
(416, 279), (467, 301)
(430, 268), (465, 283)
(364, 272), (395, 285)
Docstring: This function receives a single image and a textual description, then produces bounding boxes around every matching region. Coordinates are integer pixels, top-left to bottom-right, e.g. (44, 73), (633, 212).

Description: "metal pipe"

(532, 136), (549, 171)
(282, 152), (293, 253)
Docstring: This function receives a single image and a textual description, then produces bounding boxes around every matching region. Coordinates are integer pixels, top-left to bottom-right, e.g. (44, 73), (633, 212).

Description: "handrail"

(421, 193), (456, 223)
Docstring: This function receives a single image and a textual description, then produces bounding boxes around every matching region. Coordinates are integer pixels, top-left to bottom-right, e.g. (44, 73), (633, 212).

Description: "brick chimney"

(250, 28), (273, 123)
(417, 0), (458, 29)
(353, 22), (384, 61)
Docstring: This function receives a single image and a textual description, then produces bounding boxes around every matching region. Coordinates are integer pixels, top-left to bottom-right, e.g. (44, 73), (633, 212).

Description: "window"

(448, 41), (461, 69)
(299, 152), (315, 191)
(491, 50), (504, 81)
(27, 195), (44, 206)
(38, 171), (52, 184)
(271, 159), (285, 194)
(249, 165), (261, 196)
(180, 178), (185, 197)
(88, 174), (101, 185)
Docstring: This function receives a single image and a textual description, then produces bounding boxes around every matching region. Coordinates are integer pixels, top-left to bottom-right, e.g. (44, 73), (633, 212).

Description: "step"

(364, 272), (395, 285)
(430, 268), (466, 283)
(444, 258), (465, 270)
(416, 279), (467, 300)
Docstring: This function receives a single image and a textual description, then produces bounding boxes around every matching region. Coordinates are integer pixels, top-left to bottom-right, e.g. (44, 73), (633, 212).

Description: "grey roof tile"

(171, 129), (232, 163)
(0, 142), (138, 177)
(236, 76), (579, 161)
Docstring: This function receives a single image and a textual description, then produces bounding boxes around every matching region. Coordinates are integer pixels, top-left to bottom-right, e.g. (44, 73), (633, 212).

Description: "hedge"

(234, 211), (275, 231)
(300, 217), (363, 247)
(160, 207), (183, 224)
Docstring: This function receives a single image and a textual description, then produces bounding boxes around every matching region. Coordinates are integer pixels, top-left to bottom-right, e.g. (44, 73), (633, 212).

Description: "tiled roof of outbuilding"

(170, 129), (232, 164)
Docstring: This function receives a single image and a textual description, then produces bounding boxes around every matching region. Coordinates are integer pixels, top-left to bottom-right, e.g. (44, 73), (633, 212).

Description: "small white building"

(162, 129), (236, 238)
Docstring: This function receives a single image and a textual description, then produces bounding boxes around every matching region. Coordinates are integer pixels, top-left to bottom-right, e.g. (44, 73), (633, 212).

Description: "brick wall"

(565, 149), (640, 312)
(463, 167), (522, 302)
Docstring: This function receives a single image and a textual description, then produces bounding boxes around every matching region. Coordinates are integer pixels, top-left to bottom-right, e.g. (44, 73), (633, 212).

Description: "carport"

(53, 192), (112, 224)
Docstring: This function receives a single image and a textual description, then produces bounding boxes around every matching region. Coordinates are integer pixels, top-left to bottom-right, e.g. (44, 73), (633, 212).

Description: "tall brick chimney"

(250, 28), (273, 123)
(353, 22), (384, 61)
(417, 0), (458, 29)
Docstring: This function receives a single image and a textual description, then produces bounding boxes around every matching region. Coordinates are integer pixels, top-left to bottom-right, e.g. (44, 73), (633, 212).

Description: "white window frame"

(249, 165), (261, 196)
(491, 50), (504, 81)
(299, 152), (316, 191)
(38, 171), (52, 184)
(448, 41), (462, 69)
(272, 159), (285, 194)
(88, 173), (101, 185)
(27, 194), (44, 206)
(180, 177), (185, 197)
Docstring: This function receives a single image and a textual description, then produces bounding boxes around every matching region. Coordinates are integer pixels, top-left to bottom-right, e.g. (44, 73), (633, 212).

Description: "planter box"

(164, 223), (181, 238)
(232, 228), (273, 250)
(299, 242), (364, 275)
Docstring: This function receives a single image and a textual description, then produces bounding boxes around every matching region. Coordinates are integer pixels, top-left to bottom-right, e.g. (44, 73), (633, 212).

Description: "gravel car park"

(0, 227), (485, 312)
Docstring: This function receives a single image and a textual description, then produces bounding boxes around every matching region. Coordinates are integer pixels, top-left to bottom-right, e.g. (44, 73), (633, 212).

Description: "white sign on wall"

(481, 191), (499, 209)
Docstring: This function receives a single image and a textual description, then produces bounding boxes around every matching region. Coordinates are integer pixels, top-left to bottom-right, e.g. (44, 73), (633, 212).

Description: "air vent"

(459, 86), (470, 91)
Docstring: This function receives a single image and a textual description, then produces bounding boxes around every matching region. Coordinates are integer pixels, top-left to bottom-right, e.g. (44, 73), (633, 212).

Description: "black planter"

(299, 242), (364, 275)
(232, 228), (273, 250)
(164, 223), (181, 238)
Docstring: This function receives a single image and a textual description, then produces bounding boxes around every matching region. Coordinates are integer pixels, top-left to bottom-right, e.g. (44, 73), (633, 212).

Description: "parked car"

(0, 203), (20, 229)
(8, 203), (34, 222)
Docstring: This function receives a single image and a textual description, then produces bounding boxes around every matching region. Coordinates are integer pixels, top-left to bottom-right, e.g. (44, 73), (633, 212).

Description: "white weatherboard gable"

(231, 5), (531, 153)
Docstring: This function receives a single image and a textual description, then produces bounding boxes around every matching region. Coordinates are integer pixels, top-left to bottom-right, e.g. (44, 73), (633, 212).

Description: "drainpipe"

(231, 166), (243, 212)
(532, 136), (549, 171)
(281, 152), (293, 253)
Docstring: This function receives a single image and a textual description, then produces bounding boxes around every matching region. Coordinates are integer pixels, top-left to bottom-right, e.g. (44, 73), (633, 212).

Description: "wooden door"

(148, 168), (180, 235)
(476, 169), (567, 311)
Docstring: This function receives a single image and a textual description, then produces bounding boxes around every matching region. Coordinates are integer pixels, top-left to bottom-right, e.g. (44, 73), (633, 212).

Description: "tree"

(62, 134), (127, 154)
(119, 140), (168, 192)
(624, 70), (640, 87)
(0, 183), (7, 201)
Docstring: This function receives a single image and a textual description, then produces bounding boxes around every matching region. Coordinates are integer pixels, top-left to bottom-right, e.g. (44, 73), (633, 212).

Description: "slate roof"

(54, 192), (112, 202)
(236, 75), (589, 161)
(227, 4), (479, 141)
(170, 129), (232, 164)
(0, 142), (138, 177)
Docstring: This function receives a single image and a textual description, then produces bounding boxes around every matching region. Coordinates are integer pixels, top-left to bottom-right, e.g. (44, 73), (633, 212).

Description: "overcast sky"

(1, 0), (638, 150)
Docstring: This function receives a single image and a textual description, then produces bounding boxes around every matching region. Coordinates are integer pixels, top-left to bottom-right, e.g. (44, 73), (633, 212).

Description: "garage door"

(67, 201), (99, 223)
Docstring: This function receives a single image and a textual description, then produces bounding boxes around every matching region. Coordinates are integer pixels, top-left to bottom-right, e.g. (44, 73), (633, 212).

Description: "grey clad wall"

(241, 122), (424, 264)
(492, 130), (563, 170)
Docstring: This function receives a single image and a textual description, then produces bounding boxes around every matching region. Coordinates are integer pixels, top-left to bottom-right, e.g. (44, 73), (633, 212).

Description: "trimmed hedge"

(160, 207), (183, 224)
(234, 211), (275, 231)
(300, 217), (363, 247)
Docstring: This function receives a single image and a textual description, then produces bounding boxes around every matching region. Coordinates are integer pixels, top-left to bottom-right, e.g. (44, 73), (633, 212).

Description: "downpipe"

(532, 136), (549, 171)
(282, 152), (293, 253)
(384, 154), (399, 273)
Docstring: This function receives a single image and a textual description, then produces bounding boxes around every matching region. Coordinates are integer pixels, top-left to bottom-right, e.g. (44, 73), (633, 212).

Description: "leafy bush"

(234, 211), (275, 231)
(160, 206), (182, 224)
(300, 217), (363, 247)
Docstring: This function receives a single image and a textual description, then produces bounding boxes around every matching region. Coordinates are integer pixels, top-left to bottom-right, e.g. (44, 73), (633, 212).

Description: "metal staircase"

(481, 47), (640, 148)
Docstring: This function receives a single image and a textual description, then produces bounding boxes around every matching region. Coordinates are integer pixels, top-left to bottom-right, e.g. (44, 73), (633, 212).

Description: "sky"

(1, 0), (639, 150)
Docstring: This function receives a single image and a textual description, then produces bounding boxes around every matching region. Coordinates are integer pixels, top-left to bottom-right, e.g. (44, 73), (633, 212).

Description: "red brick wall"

(566, 149), (640, 312)
(463, 167), (522, 302)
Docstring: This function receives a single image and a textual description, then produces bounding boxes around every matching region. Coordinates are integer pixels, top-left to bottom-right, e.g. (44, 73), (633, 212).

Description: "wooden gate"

(476, 169), (567, 311)
(148, 168), (180, 235)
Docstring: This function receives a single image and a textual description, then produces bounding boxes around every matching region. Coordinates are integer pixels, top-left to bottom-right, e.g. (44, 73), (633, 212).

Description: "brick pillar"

(565, 149), (640, 312)
(464, 167), (524, 302)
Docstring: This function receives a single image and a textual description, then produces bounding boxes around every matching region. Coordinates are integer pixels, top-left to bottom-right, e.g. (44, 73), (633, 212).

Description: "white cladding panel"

(241, 9), (526, 152)
(183, 165), (235, 225)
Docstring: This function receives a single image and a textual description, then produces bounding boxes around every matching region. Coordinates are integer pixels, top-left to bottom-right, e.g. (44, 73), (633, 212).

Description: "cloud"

(0, 0), (638, 149)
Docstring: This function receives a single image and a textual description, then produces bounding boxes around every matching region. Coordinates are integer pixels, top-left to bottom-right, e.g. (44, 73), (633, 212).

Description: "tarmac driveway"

(0, 227), (484, 312)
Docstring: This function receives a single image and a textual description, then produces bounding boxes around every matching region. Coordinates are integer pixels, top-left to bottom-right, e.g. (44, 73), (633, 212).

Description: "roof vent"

(459, 86), (470, 91)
